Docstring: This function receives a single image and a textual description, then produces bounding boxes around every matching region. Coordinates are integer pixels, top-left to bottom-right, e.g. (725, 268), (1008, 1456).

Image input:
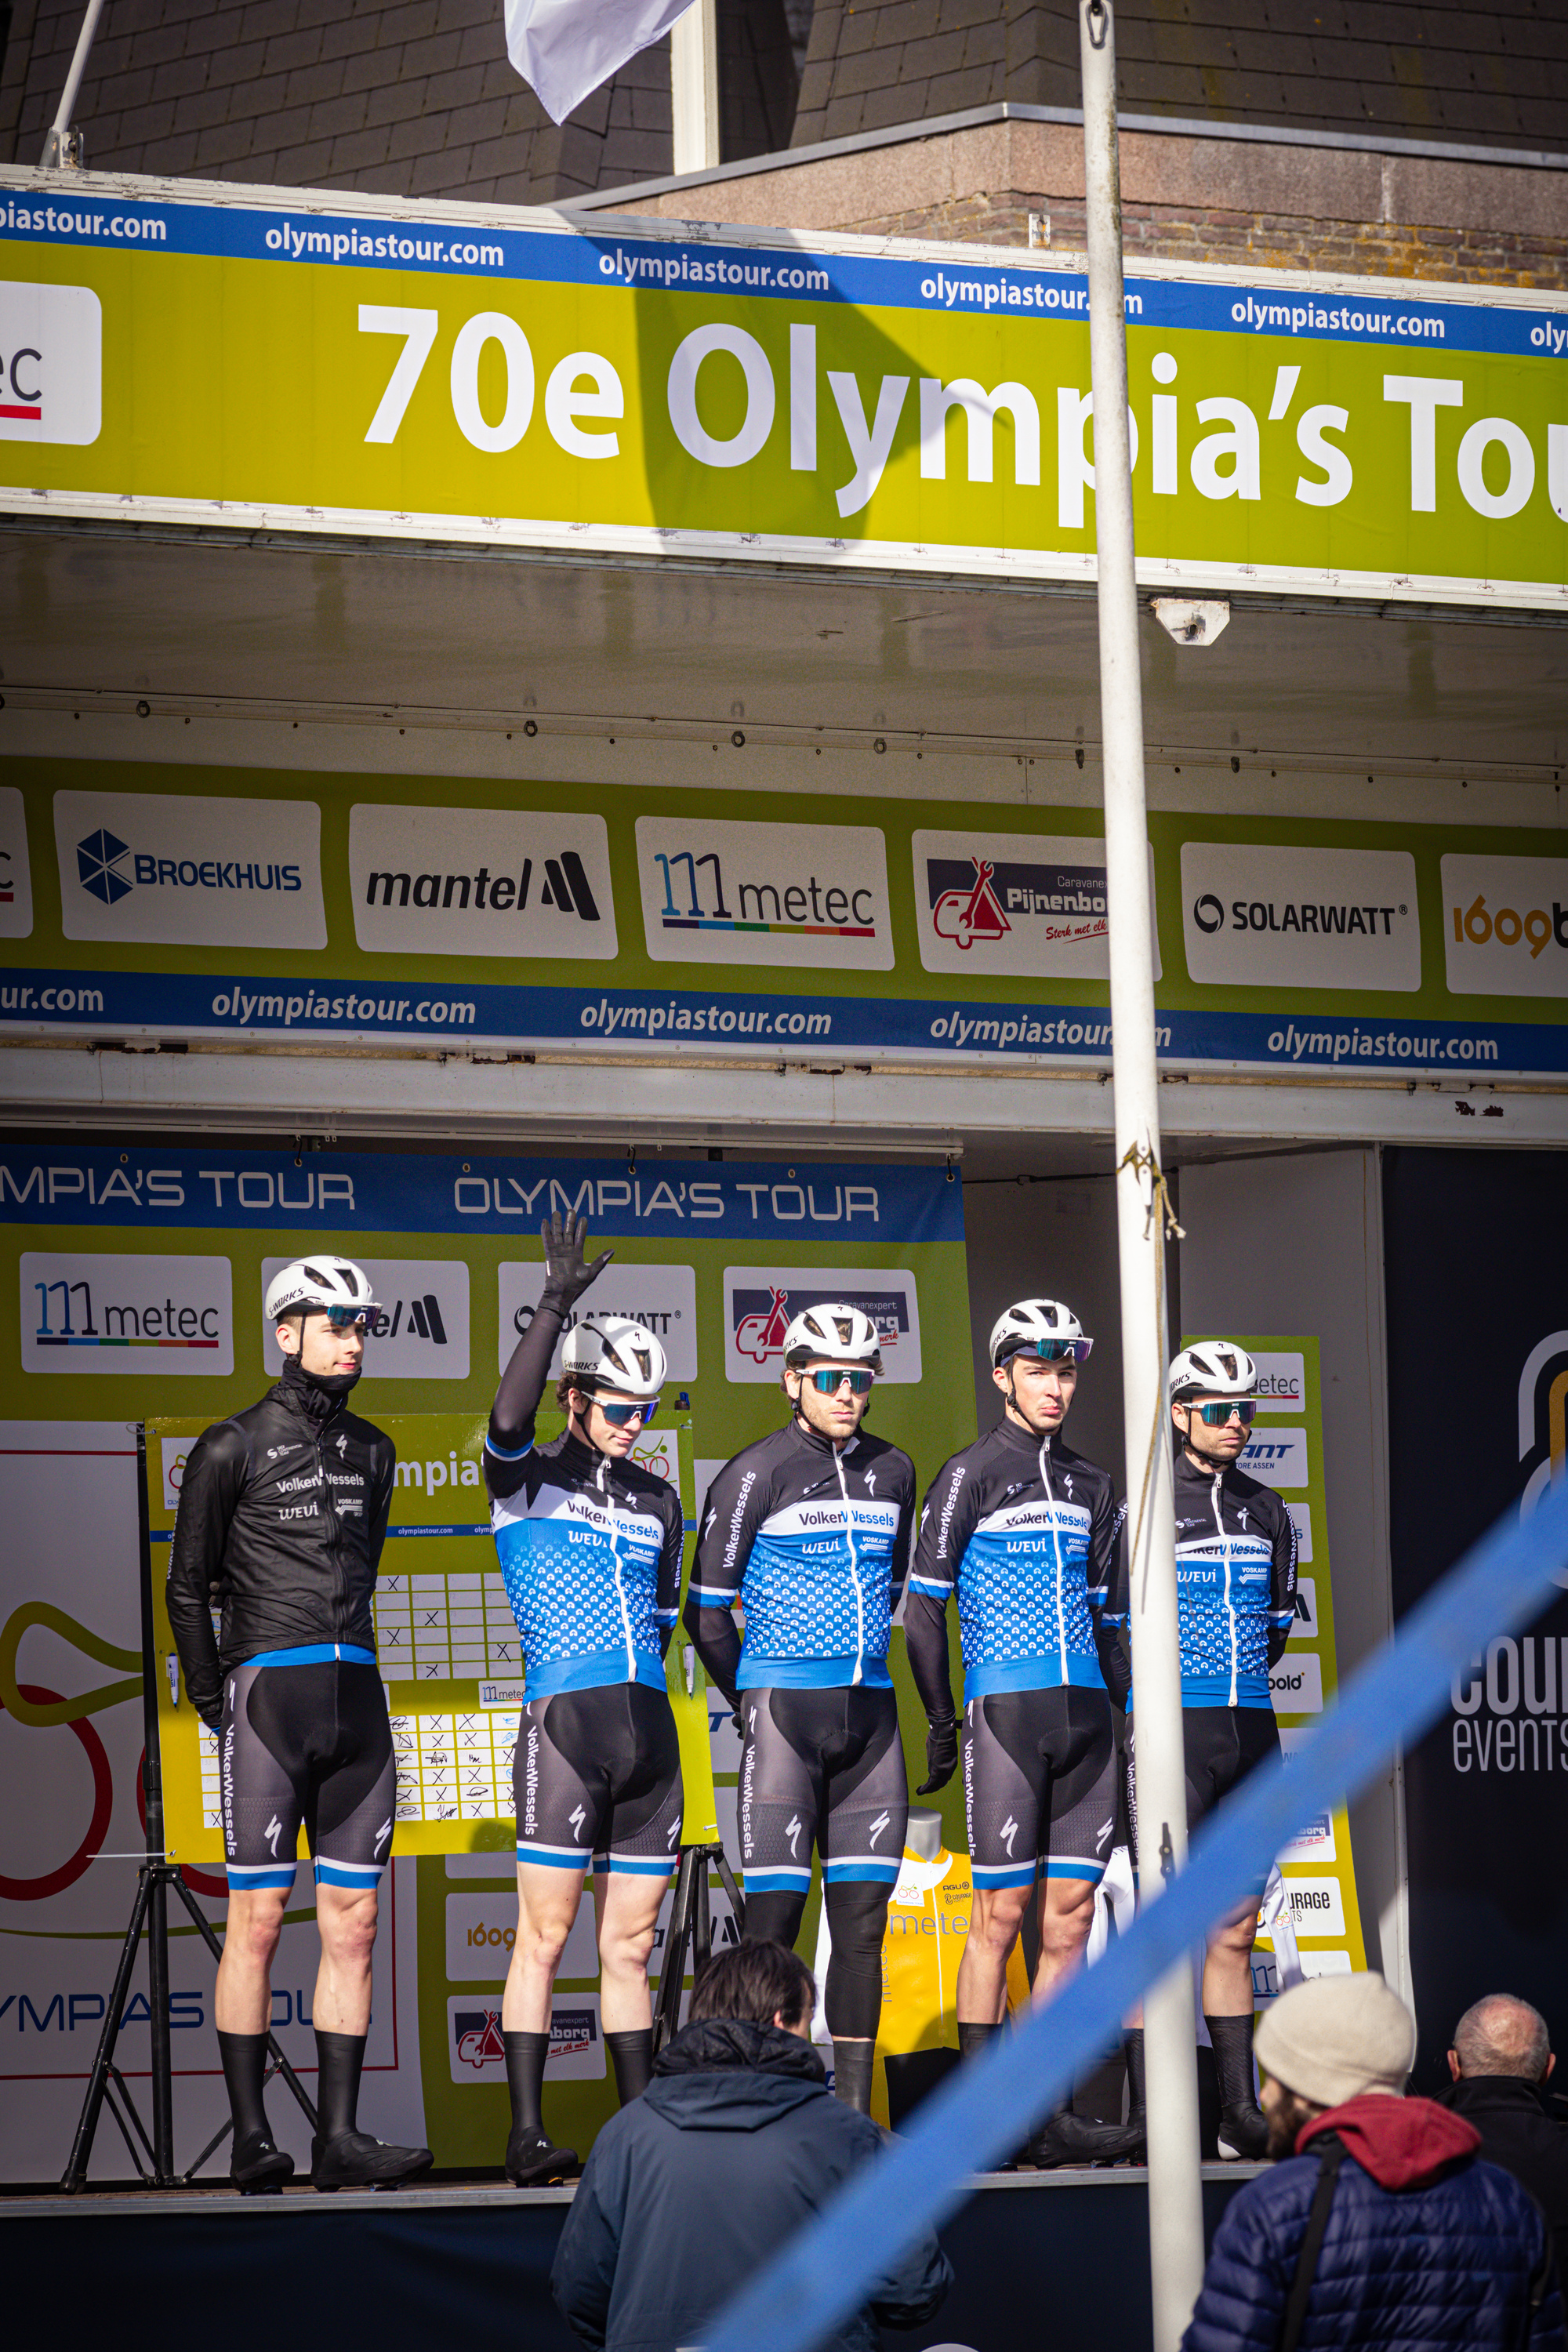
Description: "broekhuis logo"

(261, 1258), (471, 1381)
(0, 281), (100, 444)
(349, 804), (618, 961)
(53, 791), (327, 951)
(637, 816), (893, 973)
(1442, 855), (1568, 1002)
(913, 829), (1160, 980)
(1181, 842), (1421, 993)
(21, 1252), (234, 1377)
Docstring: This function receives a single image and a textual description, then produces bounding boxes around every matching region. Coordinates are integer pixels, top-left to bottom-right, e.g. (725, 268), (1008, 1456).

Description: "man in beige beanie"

(1182, 1974), (1564, 2352)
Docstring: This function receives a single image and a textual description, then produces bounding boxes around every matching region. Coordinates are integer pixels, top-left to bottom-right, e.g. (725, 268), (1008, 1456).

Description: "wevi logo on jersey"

(261, 1258), (470, 1381)
(0, 281), (101, 445)
(349, 803), (617, 960)
(21, 1251), (234, 1377)
(636, 815), (894, 972)
(53, 789), (327, 950)
(912, 828), (1160, 982)
(498, 1261), (698, 1382)
(721, 1266), (923, 1384)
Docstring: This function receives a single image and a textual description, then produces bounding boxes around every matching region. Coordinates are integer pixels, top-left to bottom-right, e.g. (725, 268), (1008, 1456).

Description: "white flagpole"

(1076, 2), (1206, 2345)
(670, 0), (719, 174)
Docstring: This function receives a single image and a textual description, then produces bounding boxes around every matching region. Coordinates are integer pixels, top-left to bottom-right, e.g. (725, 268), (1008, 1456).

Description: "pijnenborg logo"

(721, 1269), (924, 1383)
(77, 828), (132, 907)
(931, 859), (1011, 949)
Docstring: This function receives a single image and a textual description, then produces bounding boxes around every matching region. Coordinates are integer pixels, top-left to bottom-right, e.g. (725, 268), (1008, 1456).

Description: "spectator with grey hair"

(1443, 1994), (1568, 2289)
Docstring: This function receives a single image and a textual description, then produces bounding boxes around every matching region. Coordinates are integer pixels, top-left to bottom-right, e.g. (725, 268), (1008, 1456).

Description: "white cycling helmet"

(1169, 1340), (1257, 1402)
(989, 1298), (1091, 1368)
(563, 1315), (667, 1399)
(782, 1301), (883, 1374)
(265, 1255), (379, 1322)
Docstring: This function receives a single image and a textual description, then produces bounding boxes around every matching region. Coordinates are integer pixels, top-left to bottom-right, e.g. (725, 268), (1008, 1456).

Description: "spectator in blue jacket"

(550, 1939), (953, 2352)
(1183, 1973), (1564, 2352)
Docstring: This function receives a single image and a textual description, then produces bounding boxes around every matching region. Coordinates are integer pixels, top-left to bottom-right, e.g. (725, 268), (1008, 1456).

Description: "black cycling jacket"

(165, 1356), (397, 1726)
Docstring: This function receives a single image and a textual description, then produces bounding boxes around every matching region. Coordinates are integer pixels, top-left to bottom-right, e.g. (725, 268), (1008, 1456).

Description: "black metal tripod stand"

(60, 1430), (318, 2191)
(652, 1840), (746, 2056)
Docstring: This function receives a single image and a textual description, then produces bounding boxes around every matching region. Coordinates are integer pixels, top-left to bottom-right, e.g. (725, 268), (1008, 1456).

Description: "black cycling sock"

(957, 2020), (1004, 2062)
(833, 2040), (876, 2114)
(741, 1889), (808, 1954)
(822, 1878), (892, 2042)
(314, 2030), (366, 2142)
(217, 2030), (272, 2142)
(606, 2028), (653, 2106)
(504, 2030), (550, 2135)
(1205, 2013), (1258, 2111)
(1124, 2027), (1146, 2120)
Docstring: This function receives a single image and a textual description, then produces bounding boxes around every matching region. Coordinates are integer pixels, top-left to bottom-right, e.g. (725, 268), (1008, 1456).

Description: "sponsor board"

(1181, 842), (1421, 992)
(161, 1433), (193, 1512)
(626, 1424), (684, 1495)
(636, 816), (894, 972)
(1278, 1811), (1337, 1866)
(1290, 1573), (1319, 1638)
(262, 1257), (470, 1381)
(20, 1250), (234, 1375)
(498, 1261), (697, 1381)
(721, 1266), (922, 1383)
(0, 279), (101, 444)
(447, 1889), (600, 1980)
(478, 1681), (524, 1711)
(1251, 1352), (1305, 1414)
(1299, 1948), (1354, 1977)
(1239, 1426), (1308, 1487)
(1270, 1652), (1324, 1715)
(53, 789), (326, 950)
(911, 829), (1160, 981)
(1442, 853), (1568, 1000)
(1286, 1505), (1314, 1565)
(1278, 1872), (1346, 1937)
(448, 1991), (604, 2082)
(349, 803), (616, 960)
(0, 786), (32, 937)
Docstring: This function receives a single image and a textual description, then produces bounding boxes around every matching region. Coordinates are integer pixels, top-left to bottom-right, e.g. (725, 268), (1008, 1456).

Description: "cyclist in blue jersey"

(1107, 1340), (1298, 2161)
(485, 1214), (685, 2185)
(684, 1303), (916, 2114)
(905, 1297), (1142, 2165)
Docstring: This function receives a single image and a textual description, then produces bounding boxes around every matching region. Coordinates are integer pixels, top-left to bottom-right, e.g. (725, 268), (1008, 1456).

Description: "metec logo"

(637, 815), (893, 973)
(21, 1251), (234, 1377)
(53, 790), (327, 950)
(721, 1267), (923, 1384)
(913, 829), (1160, 982)
(349, 804), (618, 962)
(0, 281), (101, 445)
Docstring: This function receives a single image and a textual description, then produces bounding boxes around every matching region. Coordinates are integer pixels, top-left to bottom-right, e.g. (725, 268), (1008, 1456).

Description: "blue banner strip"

(702, 1474), (1568, 2352)
(0, 967), (1560, 1077)
(0, 188), (1560, 355)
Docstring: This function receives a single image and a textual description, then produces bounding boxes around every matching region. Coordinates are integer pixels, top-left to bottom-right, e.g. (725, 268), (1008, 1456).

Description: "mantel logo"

(53, 790), (326, 950)
(1442, 854), (1568, 1002)
(262, 1258), (470, 1381)
(349, 804), (617, 961)
(22, 1252), (234, 1377)
(0, 786), (33, 938)
(913, 829), (1160, 980)
(0, 281), (101, 445)
(499, 1261), (697, 1381)
(637, 816), (893, 972)
(722, 1267), (922, 1384)
(1181, 842), (1421, 993)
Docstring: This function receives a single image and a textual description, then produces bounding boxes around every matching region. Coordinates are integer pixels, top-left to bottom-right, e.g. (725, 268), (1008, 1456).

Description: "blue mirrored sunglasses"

(1196, 1399), (1256, 1426)
(598, 1398), (658, 1427)
(1009, 1338), (1092, 1365)
(807, 1367), (874, 1395)
(323, 1305), (370, 1330)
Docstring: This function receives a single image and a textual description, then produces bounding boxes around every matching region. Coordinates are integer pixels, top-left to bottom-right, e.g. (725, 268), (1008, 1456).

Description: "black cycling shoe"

(1026, 2111), (1149, 2169)
(310, 2129), (434, 2190)
(1217, 2102), (1270, 2161)
(231, 2129), (294, 2194)
(506, 2125), (582, 2187)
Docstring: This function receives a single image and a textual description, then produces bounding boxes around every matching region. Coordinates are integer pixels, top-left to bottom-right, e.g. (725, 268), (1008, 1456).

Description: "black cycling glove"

(916, 1715), (958, 1795)
(539, 1210), (614, 1316)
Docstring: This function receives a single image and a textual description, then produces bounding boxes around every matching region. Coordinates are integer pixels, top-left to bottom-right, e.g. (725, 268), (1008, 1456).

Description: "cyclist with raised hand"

(904, 1298), (1142, 2165)
(486, 1213), (685, 2186)
(1108, 1340), (1298, 2162)
(684, 1304), (916, 2116)
(166, 1255), (433, 2194)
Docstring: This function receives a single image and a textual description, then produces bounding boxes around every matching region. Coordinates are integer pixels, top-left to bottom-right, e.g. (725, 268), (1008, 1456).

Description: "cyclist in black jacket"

(165, 1254), (431, 2195)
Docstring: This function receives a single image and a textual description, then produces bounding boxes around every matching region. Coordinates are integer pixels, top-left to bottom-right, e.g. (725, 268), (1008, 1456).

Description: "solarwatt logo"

(77, 827), (132, 906)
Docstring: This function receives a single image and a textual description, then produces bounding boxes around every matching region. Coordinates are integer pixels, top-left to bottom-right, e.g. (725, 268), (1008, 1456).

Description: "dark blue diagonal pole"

(702, 1475), (1568, 2352)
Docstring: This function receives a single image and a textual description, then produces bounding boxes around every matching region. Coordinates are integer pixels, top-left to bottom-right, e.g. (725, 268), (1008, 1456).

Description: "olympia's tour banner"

(4, 764), (1568, 1079)
(0, 172), (1564, 606)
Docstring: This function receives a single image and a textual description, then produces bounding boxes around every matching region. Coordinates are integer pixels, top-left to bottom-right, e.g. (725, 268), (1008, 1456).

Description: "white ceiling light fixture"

(1151, 596), (1231, 646)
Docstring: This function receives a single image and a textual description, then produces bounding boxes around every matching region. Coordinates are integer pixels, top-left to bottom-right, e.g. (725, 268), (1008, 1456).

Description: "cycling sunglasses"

(323, 1305), (371, 1331)
(806, 1367), (874, 1396)
(1007, 1338), (1093, 1366)
(1192, 1399), (1257, 1427)
(597, 1397), (658, 1427)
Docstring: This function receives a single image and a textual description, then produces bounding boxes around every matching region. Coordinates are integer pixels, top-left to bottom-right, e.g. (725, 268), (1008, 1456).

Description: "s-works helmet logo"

(77, 829), (132, 907)
(1192, 892), (1225, 935)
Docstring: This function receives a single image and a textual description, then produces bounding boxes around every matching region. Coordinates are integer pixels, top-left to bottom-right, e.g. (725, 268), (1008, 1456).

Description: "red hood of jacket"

(1298, 2093), (1482, 2189)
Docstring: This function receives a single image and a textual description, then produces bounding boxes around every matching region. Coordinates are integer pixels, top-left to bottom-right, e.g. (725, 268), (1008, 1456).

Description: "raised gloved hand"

(538, 1212), (613, 1315)
(916, 1715), (958, 1795)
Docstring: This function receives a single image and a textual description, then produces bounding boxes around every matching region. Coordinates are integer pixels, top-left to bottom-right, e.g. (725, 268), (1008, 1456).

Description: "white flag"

(505, 0), (696, 126)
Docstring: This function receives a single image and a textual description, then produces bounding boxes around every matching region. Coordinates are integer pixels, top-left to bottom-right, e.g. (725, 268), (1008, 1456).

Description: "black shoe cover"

(310, 2129), (434, 2190)
(1027, 2110), (1149, 2168)
(505, 2124), (582, 2187)
(231, 2128), (294, 2194)
(1217, 2102), (1270, 2161)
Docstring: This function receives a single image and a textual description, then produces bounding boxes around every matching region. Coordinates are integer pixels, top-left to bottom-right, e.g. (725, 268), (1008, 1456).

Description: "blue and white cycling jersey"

(1104, 1453), (1297, 1708)
(686, 1422), (916, 1692)
(484, 1428), (684, 1700)
(907, 1419), (1125, 1700)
